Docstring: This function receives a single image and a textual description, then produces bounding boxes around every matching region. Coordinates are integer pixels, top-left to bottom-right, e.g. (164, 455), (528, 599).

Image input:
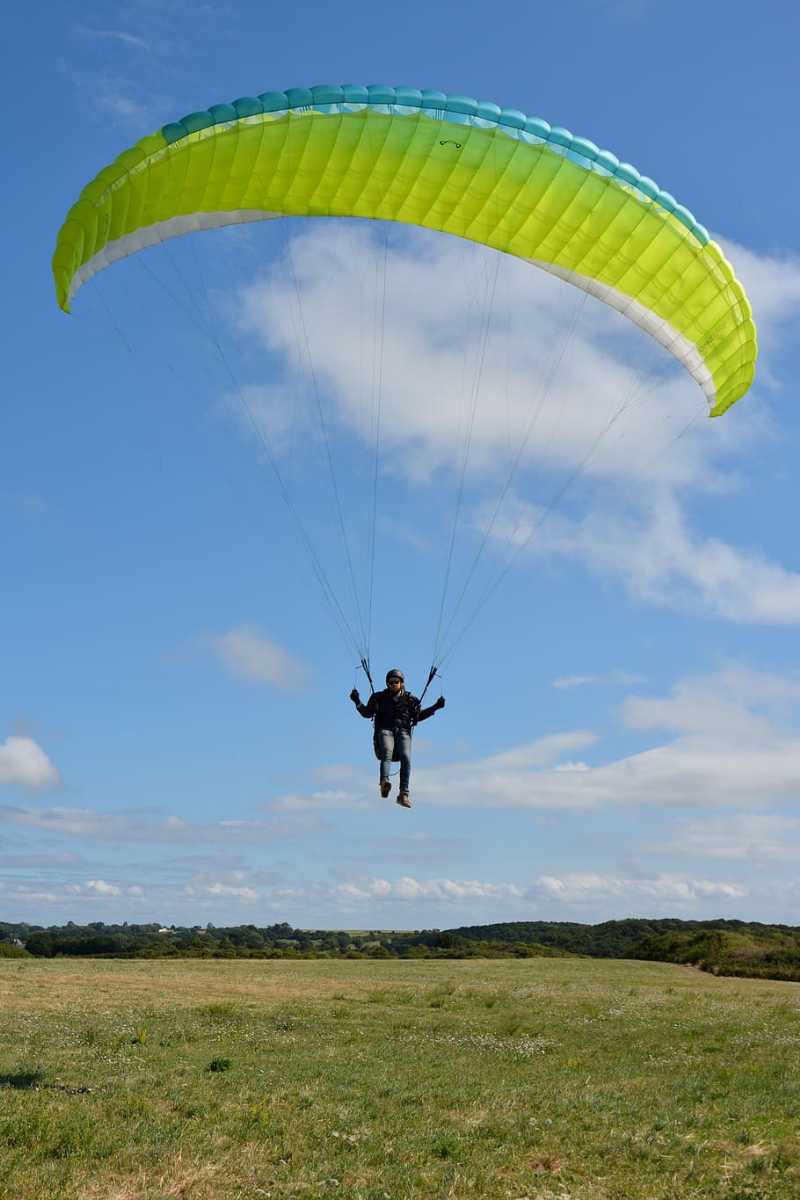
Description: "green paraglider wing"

(53, 85), (757, 415)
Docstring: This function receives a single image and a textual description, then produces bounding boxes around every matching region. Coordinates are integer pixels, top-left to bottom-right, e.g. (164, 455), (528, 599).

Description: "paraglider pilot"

(349, 669), (445, 809)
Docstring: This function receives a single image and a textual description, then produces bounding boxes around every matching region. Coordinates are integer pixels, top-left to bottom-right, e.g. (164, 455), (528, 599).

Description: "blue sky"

(3, 0), (800, 929)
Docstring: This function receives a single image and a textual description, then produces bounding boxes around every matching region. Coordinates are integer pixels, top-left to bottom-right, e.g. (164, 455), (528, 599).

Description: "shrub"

(207, 1057), (232, 1073)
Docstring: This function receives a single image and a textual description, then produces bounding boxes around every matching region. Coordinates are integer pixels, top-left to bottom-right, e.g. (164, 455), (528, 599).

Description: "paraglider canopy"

(52, 84), (759, 682)
(53, 83), (756, 416)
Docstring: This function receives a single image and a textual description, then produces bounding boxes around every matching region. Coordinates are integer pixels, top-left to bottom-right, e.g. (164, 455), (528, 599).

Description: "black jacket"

(356, 688), (438, 733)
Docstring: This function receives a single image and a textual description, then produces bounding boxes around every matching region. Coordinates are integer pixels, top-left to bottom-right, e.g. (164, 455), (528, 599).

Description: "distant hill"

(443, 917), (799, 955)
(632, 926), (800, 982)
(442, 919), (800, 981)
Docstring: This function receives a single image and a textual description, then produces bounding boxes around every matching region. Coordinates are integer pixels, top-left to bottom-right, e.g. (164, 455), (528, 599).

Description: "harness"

(360, 660), (439, 762)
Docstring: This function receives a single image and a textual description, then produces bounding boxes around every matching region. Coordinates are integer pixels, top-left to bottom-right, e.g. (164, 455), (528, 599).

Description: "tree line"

(4, 916), (800, 979)
(0, 920), (563, 960)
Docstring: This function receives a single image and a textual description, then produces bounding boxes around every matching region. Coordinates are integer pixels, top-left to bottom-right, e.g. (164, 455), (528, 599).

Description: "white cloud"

(620, 664), (800, 740)
(268, 734), (597, 814)
(271, 788), (372, 813)
(480, 732), (597, 770)
(272, 667), (800, 815)
(667, 813), (800, 864)
(78, 28), (151, 51)
(205, 624), (309, 689)
(234, 223), (741, 490)
(552, 670), (646, 689)
(276, 875), (525, 906)
(0, 806), (146, 837)
(0, 737), (59, 789)
(60, 59), (171, 130)
(1, 888), (63, 905)
(0, 804), (321, 843)
(718, 238), (800, 354)
(254, 869), (747, 915)
(224, 224), (800, 632)
(195, 882), (259, 901)
(489, 492), (800, 625)
(332, 724), (800, 812)
(95, 92), (151, 122)
(60, 880), (123, 899)
(84, 879), (121, 897)
(533, 872), (746, 905)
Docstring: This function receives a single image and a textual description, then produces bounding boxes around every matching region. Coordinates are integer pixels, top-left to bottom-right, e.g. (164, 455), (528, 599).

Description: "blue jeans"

(376, 729), (412, 793)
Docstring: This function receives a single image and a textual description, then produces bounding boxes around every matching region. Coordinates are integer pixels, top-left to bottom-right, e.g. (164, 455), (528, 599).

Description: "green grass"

(3, 957), (800, 1198)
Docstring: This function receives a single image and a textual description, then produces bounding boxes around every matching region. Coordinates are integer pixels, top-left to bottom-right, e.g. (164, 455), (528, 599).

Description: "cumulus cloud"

(270, 666), (800, 815)
(4, 880), (142, 905)
(205, 624), (309, 689)
(489, 493), (800, 624)
(189, 882), (259, 901)
(533, 872), (746, 905)
(246, 869), (748, 915)
(0, 737), (59, 789)
(420, 670), (800, 812)
(274, 875), (525, 906)
(83, 879), (121, 897)
(228, 225), (800, 629)
(233, 223), (731, 491)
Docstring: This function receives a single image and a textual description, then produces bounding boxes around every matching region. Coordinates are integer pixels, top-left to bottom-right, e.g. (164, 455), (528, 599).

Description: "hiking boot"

(380, 779), (392, 798)
(396, 792), (411, 809)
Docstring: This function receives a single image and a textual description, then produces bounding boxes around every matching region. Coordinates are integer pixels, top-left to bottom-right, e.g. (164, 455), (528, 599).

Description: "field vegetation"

(3, 956), (800, 1198)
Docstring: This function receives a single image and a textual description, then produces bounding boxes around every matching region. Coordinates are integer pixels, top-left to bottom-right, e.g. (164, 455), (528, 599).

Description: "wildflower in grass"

(247, 1102), (271, 1131)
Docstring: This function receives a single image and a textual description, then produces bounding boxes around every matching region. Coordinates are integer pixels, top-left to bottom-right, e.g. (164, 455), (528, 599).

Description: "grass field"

(2, 957), (800, 1199)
